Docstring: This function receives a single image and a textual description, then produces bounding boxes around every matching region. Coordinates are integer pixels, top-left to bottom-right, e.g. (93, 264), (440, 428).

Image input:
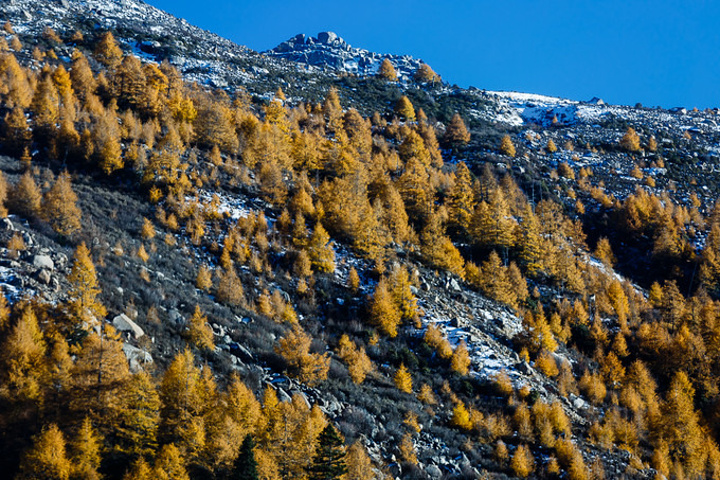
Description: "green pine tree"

(307, 424), (347, 480)
(233, 434), (259, 480)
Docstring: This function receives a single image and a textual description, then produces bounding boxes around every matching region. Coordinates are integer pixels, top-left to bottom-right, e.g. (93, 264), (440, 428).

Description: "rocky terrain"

(0, 1), (719, 479)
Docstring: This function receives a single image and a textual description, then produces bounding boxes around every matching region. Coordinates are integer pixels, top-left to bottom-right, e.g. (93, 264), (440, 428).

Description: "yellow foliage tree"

(395, 96), (416, 122)
(43, 171), (82, 236)
(187, 305), (215, 352)
(620, 127), (641, 152)
(17, 423), (72, 480)
(451, 341), (471, 375)
(67, 242), (106, 323)
(378, 59), (397, 81)
(337, 334), (373, 384)
(510, 444), (535, 478)
(369, 278), (401, 338)
(276, 325), (330, 386)
(394, 363), (413, 393)
(500, 134), (516, 157)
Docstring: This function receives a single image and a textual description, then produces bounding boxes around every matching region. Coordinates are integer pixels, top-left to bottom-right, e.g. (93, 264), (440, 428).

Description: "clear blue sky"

(146, 0), (720, 109)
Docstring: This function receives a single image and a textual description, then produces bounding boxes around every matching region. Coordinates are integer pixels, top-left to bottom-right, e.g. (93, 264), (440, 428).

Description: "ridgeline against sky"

(149, 0), (720, 109)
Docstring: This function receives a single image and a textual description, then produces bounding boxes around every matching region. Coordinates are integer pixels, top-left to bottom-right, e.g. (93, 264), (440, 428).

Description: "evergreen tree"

(307, 425), (347, 480)
(233, 435), (259, 480)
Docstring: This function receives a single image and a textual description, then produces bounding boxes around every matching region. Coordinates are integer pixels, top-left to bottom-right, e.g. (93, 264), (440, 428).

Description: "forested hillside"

(0, 6), (720, 480)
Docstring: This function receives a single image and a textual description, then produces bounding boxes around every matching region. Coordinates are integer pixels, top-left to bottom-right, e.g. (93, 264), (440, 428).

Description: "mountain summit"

(266, 31), (426, 79)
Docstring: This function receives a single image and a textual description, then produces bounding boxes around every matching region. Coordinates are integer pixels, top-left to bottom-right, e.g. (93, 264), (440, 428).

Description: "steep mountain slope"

(0, 1), (719, 480)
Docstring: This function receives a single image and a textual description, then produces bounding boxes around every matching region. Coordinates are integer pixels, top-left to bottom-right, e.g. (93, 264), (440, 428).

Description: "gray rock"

(122, 343), (153, 373)
(32, 254), (54, 271)
(426, 465), (442, 479)
(276, 387), (292, 403)
(0, 218), (14, 230)
(37, 269), (52, 285)
(112, 314), (145, 339)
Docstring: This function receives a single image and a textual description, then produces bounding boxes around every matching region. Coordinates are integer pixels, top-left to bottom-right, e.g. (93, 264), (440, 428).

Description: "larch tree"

(67, 242), (106, 323)
(94, 31), (123, 68)
(115, 371), (160, 459)
(344, 442), (374, 480)
(70, 417), (103, 480)
(336, 335), (373, 384)
(42, 170), (82, 236)
(275, 324), (330, 386)
(9, 171), (42, 219)
(187, 305), (215, 352)
(2, 106), (31, 156)
(500, 134), (516, 157)
(443, 113), (471, 149)
(69, 327), (131, 426)
(369, 278), (401, 338)
(395, 96), (416, 122)
(510, 444), (535, 478)
(447, 161), (475, 234)
(394, 363), (413, 393)
(0, 306), (47, 407)
(377, 58), (398, 81)
(159, 349), (209, 456)
(451, 341), (471, 375)
(413, 63), (440, 84)
(388, 265), (419, 324)
(306, 223), (335, 273)
(16, 424), (72, 480)
(620, 127), (641, 152)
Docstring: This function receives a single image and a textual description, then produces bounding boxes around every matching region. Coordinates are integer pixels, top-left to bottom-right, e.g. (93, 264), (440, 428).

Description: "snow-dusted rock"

(32, 254), (54, 271)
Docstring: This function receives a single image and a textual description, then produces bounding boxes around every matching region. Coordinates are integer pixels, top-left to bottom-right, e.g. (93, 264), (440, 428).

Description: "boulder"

(122, 343), (153, 373)
(426, 465), (442, 479)
(32, 254), (54, 271)
(37, 269), (52, 285)
(0, 218), (14, 230)
(112, 313), (145, 339)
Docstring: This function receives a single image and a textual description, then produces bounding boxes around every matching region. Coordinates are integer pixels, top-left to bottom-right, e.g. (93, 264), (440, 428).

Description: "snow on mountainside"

(265, 31), (427, 80)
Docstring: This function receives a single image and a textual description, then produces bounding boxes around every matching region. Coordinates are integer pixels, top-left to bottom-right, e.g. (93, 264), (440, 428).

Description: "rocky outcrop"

(266, 31), (427, 80)
(112, 313), (145, 339)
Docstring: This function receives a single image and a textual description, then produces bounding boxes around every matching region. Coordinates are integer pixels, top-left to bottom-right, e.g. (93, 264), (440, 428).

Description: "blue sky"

(147, 0), (720, 109)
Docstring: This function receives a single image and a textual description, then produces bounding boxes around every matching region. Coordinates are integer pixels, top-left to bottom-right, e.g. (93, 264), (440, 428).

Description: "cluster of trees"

(8, 23), (720, 480)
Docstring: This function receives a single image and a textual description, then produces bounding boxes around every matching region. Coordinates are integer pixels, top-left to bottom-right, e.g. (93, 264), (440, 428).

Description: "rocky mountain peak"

(265, 31), (427, 80)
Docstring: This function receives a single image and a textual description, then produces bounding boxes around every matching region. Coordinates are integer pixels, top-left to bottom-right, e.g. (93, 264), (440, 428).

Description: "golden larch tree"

(443, 113), (471, 149)
(377, 58), (398, 81)
(42, 171), (82, 236)
(395, 96), (416, 122)
(394, 363), (413, 393)
(187, 305), (215, 352)
(67, 242), (106, 323)
(17, 424), (72, 480)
